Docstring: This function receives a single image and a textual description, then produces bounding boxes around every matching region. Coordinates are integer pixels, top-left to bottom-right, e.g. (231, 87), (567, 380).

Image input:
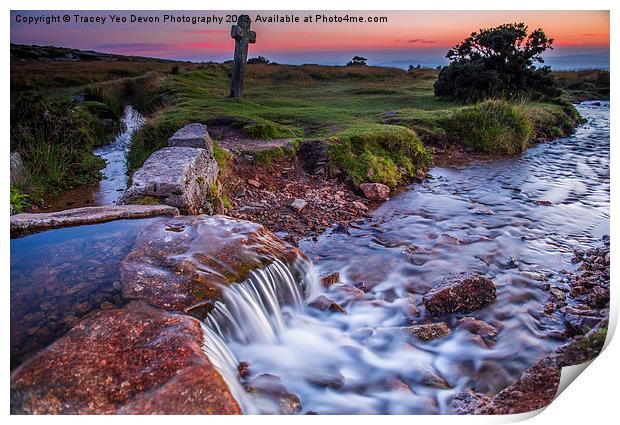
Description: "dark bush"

(434, 23), (560, 103)
(346, 56), (368, 67)
(247, 56), (271, 64)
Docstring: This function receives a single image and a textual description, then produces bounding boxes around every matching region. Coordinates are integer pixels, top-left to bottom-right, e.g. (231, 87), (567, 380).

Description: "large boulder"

(168, 123), (213, 152)
(119, 147), (218, 214)
(359, 182), (390, 201)
(10, 204), (179, 237)
(121, 215), (303, 314)
(423, 273), (497, 317)
(10, 302), (241, 414)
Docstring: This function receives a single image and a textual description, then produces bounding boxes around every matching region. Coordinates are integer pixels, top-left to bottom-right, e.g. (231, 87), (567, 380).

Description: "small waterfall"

(200, 257), (316, 413)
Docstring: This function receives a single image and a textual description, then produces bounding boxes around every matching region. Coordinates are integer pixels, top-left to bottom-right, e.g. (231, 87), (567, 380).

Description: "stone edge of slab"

(10, 205), (180, 238)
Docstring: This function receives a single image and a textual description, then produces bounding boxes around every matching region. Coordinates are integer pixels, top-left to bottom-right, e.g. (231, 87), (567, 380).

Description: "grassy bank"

(10, 44), (606, 207)
(10, 46), (185, 208)
(127, 64), (591, 184)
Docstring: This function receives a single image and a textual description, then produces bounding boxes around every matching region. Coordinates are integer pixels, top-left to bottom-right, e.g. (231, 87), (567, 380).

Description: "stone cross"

(229, 15), (256, 98)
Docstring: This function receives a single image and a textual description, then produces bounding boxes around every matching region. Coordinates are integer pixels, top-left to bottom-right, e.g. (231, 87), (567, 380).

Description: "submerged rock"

(402, 322), (451, 341)
(168, 123), (213, 151)
(10, 302), (240, 414)
(10, 205), (179, 237)
(457, 317), (498, 344)
(121, 215), (302, 313)
(454, 320), (608, 414)
(308, 294), (347, 314)
(359, 182), (390, 201)
(423, 273), (497, 317)
(452, 390), (492, 414)
(320, 271), (340, 287)
(244, 374), (302, 414)
(119, 147), (218, 215)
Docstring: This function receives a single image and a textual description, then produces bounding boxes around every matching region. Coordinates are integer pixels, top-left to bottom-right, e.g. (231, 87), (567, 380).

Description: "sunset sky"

(10, 10), (610, 69)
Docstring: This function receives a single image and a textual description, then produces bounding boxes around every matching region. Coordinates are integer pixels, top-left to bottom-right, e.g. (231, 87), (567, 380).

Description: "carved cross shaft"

(229, 15), (256, 98)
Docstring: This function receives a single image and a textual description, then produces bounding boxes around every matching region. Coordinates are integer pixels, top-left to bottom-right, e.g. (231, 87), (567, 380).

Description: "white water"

(201, 258), (318, 413)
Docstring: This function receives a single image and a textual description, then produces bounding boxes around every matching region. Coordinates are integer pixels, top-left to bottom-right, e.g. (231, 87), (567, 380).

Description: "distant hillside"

(10, 43), (178, 63)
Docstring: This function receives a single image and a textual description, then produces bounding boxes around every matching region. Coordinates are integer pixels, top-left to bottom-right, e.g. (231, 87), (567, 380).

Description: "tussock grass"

(446, 99), (533, 155)
(10, 94), (107, 201)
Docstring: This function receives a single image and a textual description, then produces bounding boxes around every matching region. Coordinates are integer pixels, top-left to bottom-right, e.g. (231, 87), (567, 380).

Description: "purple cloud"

(407, 38), (436, 44)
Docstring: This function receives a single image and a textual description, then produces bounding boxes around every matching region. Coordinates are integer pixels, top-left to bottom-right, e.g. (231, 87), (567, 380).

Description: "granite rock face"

(10, 302), (241, 414)
(121, 215), (302, 313)
(119, 147), (218, 214)
(10, 204), (179, 237)
(423, 273), (497, 317)
(168, 123), (213, 152)
(359, 182), (390, 201)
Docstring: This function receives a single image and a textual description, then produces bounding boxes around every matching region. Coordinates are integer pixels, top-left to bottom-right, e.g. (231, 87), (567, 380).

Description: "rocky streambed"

(10, 101), (610, 415)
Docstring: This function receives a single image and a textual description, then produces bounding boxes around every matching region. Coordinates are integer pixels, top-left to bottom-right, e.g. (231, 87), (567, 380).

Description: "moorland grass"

(10, 54), (601, 204)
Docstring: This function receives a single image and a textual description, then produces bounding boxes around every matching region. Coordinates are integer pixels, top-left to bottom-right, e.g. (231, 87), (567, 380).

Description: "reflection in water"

(205, 101), (609, 414)
(49, 105), (144, 210)
(10, 218), (162, 369)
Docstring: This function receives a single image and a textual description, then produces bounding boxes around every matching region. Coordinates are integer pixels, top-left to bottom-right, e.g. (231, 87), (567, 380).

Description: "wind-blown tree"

(434, 23), (560, 102)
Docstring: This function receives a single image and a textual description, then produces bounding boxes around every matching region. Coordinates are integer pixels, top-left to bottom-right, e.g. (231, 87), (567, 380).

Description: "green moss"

(445, 99), (533, 155)
(327, 124), (431, 188)
(252, 146), (295, 165)
(207, 181), (232, 213)
(243, 119), (293, 139)
(212, 141), (231, 170)
(580, 327), (608, 351)
(132, 196), (161, 205)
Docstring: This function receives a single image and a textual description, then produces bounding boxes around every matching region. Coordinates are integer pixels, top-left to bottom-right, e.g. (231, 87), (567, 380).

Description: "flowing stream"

(201, 101), (610, 414)
(50, 105), (144, 210)
(10, 101), (609, 413)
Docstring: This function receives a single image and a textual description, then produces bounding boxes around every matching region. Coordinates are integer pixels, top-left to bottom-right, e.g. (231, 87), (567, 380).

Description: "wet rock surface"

(423, 273), (497, 316)
(453, 239), (609, 414)
(244, 374), (302, 414)
(122, 215), (302, 313)
(119, 147), (218, 214)
(455, 320), (608, 415)
(401, 322), (451, 341)
(11, 302), (241, 414)
(308, 294), (346, 314)
(10, 204), (178, 237)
